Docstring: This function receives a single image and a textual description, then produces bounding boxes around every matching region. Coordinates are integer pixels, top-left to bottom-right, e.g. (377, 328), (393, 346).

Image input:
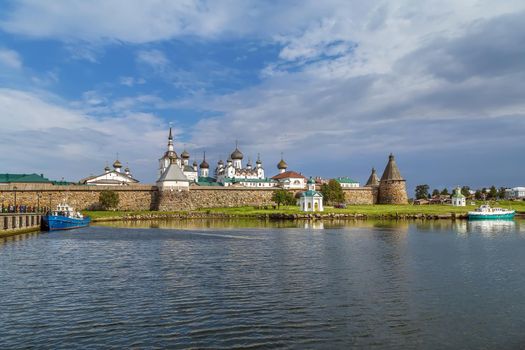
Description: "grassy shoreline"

(84, 201), (525, 221)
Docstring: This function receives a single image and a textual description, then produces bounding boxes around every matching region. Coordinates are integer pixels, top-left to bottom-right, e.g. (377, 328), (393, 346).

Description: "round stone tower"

(378, 154), (408, 204)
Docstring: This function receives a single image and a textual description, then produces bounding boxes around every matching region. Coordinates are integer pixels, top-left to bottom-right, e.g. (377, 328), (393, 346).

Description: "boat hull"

(41, 215), (91, 231)
(467, 212), (515, 220)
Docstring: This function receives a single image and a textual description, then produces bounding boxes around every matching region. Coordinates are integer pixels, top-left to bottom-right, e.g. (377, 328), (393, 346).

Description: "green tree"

(99, 190), (119, 210)
(498, 187), (507, 199)
(321, 179), (345, 205)
(461, 186), (471, 198)
(415, 184), (430, 199)
(271, 189), (295, 209)
(432, 189), (440, 197)
(487, 185), (498, 199)
(440, 188), (449, 196)
(475, 190), (483, 200)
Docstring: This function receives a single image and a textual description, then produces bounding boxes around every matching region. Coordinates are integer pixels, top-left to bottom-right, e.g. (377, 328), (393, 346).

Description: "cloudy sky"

(0, 0), (524, 192)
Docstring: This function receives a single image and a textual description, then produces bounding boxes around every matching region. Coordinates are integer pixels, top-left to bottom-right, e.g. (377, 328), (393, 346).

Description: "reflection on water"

(93, 218), (413, 231)
(1, 218), (525, 348)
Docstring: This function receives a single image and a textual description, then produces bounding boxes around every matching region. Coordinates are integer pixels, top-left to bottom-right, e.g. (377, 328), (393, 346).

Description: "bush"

(99, 190), (119, 210)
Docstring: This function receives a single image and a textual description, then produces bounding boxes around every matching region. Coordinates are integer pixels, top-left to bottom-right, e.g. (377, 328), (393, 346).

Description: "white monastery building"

(80, 159), (139, 186)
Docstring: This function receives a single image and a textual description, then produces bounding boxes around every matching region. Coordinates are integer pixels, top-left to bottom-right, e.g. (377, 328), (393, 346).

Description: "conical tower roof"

(380, 154), (404, 181)
(365, 167), (380, 186)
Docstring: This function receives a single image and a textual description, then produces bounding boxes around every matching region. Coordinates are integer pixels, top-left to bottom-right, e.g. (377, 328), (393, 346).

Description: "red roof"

(272, 171), (307, 180)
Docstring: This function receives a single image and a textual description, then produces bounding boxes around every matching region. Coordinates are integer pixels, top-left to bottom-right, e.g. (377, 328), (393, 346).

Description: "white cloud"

(136, 49), (169, 68)
(0, 48), (22, 69)
(0, 88), (175, 182)
(120, 76), (146, 86)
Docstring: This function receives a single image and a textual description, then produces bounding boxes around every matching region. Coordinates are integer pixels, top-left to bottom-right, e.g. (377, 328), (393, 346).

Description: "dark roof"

(365, 168), (380, 186)
(157, 163), (189, 182)
(272, 171), (307, 180)
(230, 147), (243, 160)
(380, 154), (404, 181)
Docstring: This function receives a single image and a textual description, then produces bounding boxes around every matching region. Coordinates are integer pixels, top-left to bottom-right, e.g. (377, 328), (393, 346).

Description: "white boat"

(467, 204), (515, 220)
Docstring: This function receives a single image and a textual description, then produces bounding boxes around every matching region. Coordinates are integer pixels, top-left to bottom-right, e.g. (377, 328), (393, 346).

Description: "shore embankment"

(86, 202), (525, 223)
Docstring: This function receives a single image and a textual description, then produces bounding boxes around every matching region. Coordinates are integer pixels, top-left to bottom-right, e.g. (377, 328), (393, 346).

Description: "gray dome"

(230, 147), (243, 160)
(181, 150), (190, 159)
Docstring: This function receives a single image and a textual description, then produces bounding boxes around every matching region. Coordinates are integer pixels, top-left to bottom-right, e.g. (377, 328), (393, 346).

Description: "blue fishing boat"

(468, 204), (515, 220)
(41, 203), (91, 231)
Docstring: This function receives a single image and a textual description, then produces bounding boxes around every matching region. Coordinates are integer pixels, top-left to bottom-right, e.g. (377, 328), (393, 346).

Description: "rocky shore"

(91, 211), (472, 222)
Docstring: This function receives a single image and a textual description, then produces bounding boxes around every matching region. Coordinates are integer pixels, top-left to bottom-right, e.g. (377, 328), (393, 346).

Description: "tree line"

(414, 185), (507, 200)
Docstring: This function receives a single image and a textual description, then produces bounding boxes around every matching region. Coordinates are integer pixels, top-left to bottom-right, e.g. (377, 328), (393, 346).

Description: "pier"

(0, 213), (43, 237)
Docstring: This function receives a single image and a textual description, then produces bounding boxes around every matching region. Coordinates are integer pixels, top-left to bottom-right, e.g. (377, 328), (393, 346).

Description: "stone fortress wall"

(0, 184), (380, 211)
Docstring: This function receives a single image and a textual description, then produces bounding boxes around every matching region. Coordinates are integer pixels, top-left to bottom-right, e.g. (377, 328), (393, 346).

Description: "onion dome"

(247, 159), (252, 168)
(104, 164), (110, 172)
(181, 149), (190, 159)
(218, 159), (224, 165)
(227, 158), (233, 163)
(230, 143), (243, 160)
(277, 158), (288, 170)
(124, 167), (130, 173)
(192, 160), (198, 167)
(307, 177), (316, 184)
(200, 160), (209, 169)
(113, 159), (122, 168)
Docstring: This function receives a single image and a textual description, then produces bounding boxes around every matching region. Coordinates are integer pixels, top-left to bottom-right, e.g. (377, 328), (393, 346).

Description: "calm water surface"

(1, 219), (524, 349)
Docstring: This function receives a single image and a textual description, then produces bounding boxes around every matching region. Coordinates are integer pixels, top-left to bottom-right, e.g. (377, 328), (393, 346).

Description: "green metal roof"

(300, 190), (323, 197)
(334, 177), (358, 184)
(0, 173), (52, 183)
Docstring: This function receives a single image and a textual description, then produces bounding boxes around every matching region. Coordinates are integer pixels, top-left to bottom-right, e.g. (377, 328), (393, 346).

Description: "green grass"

(83, 200), (525, 220)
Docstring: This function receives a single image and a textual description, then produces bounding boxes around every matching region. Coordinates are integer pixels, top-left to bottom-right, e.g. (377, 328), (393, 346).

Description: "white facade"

(299, 178), (324, 212)
(215, 146), (269, 186)
(81, 161), (139, 186)
(157, 128), (191, 190)
(335, 177), (360, 188)
(451, 186), (466, 206)
(505, 187), (525, 200)
(272, 171), (307, 189)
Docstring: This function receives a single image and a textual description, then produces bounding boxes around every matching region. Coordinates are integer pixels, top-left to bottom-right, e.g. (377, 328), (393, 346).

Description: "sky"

(0, 0), (524, 194)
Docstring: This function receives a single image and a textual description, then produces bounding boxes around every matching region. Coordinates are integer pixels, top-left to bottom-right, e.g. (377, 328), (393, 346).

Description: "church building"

(80, 159), (139, 186)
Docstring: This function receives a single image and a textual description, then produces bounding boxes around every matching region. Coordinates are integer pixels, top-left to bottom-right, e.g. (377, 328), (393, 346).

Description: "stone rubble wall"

(0, 184), (157, 211)
(378, 180), (409, 204)
(343, 187), (377, 205)
(0, 184), (378, 211)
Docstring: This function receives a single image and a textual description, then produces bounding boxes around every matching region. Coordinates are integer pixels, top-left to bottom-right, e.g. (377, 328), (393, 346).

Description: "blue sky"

(0, 0), (524, 194)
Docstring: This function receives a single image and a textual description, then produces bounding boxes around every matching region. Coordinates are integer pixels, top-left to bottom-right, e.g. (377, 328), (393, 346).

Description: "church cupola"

(200, 152), (210, 177)
(307, 177), (316, 191)
(277, 153), (288, 174)
(104, 164), (111, 173)
(181, 149), (190, 166)
(230, 141), (243, 169)
(113, 158), (122, 173)
(167, 127), (174, 152)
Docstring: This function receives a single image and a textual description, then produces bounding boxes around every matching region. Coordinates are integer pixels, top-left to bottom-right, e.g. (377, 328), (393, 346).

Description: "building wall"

(0, 184), (157, 211)
(0, 183), (378, 212)
(343, 187), (378, 205)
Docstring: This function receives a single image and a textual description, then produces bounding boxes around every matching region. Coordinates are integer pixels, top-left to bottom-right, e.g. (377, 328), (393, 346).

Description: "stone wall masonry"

(157, 187), (276, 211)
(378, 181), (408, 204)
(0, 184), (157, 211)
(343, 187), (377, 205)
(0, 183), (377, 212)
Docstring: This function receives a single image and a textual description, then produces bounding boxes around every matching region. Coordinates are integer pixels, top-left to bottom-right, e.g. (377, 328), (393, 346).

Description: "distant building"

(451, 186), (466, 206)
(334, 177), (359, 188)
(299, 177), (324, 212)
(80, 159), (139, 186)
(270, 155), (306, 189)
(505, 187), (525, 200)
(215, 146), (273, 187)
(0, 173), (52, 184)
(157, 127), (190, 190)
